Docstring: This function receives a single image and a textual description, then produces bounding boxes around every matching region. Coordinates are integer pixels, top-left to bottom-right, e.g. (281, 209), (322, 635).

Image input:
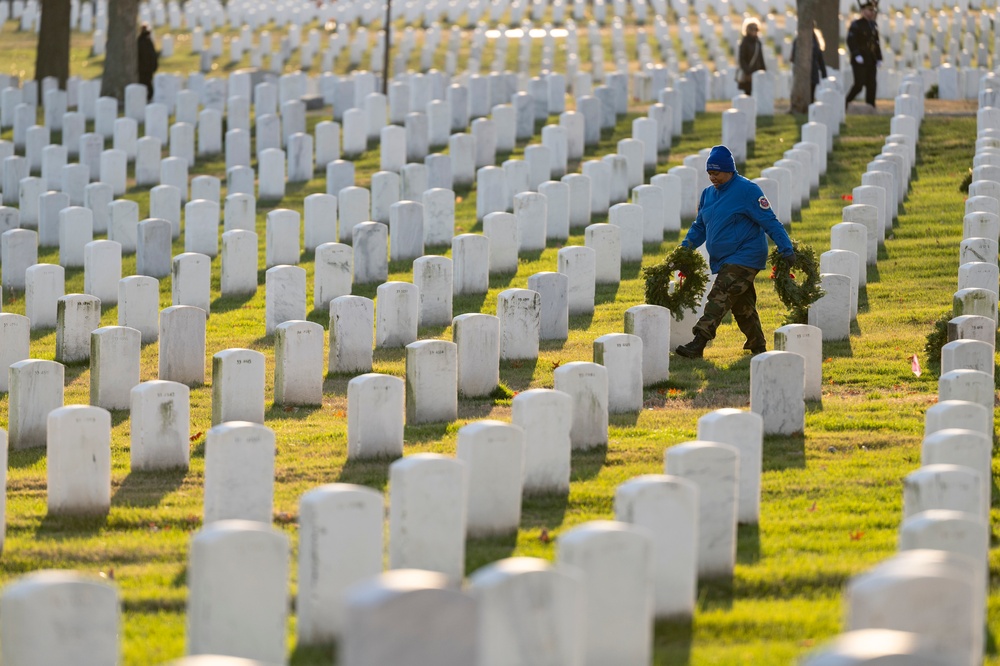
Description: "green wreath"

(768, 240), (824, 325)
(643, 246), (710, 321)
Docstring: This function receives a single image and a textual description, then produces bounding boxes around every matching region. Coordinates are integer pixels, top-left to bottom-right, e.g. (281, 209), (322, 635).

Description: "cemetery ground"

(1, 18), (999, 666)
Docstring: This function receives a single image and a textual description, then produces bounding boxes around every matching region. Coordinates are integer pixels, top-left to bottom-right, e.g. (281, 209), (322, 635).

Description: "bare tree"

(100, 0), (140, 101)
(790, 0), (817, 114)
(34, 0), (72, 93)
(815, 0), (840, 72)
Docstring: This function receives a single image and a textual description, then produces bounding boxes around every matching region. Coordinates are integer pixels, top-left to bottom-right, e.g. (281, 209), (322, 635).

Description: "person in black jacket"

(737, 18), (766, 96)
(791, 28), (828, 104)
(137, 24), (159, 102)
(845, 0), (882, 109)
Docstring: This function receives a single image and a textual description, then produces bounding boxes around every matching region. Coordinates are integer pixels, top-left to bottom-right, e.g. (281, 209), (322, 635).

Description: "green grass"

(1, 13), (998, 666)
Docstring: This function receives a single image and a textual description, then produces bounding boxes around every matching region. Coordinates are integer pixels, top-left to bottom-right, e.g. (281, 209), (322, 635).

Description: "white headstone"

(469, 558), (582, 666)
(593, 333), (643, 413)
(750, 351), (805, 435)
(130, 380), (190, 471)
(497, 288), (541, 360)
(55, 294), (101, 364)
(557, 521), (654, 666)
(0, 571), (119, 665)
(47, 405), (111, 516)
(388, 454), (467, 581)
(329, 296), (375, 375)
(554, 361), (608, 450)
(347, 373), (404, 459)
(274, 320), (324, 406)
(665, 441), (739, 578)
(158, 305), (206, 386)
(340, 569), (477, 666)
(187, 521), (289, 663)
(456, 420), (526, 536)
(297, 484), (384, 643)
(405, 339), (458, 425)
(614, 474), (698, 618)
(8, 359), (65, 449)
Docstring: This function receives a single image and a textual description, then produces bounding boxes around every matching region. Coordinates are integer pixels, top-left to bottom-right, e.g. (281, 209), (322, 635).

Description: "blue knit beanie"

(706, 145), (736, 173)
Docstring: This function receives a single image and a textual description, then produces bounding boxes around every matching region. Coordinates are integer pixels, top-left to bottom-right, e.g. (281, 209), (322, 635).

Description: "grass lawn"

(0, 12), (997, 666)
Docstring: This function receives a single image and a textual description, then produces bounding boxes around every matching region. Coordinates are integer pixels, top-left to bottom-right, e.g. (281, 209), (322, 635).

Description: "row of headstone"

(807, 76), (920, 341)
(800, 68), (993, 666)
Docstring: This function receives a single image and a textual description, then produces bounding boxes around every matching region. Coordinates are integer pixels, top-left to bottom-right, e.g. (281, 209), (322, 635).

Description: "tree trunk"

(790, 0), (817, 114)
(34, 0), (72, 94)
(815, 0), (840, 72)
(100, 0), (140, 101)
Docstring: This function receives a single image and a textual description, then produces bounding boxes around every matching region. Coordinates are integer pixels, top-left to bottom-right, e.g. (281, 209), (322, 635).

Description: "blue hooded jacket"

(681, 173), (793, 274)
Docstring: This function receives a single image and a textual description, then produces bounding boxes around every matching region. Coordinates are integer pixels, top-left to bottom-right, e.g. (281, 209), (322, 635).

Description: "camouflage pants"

(692, 264), (766, 350)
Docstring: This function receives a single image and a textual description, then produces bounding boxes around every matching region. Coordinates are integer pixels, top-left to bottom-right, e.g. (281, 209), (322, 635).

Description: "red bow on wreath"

(769, 266), (795, 279)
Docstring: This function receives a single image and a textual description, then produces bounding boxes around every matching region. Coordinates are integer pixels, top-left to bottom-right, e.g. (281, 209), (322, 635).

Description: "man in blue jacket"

(675, 145), (796, 359)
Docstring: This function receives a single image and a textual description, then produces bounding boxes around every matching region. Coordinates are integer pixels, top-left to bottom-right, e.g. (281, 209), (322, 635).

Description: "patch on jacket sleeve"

(758, 195), (771, 210)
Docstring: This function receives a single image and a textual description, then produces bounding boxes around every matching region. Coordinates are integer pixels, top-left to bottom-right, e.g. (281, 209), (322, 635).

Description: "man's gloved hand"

(854, 55), (864, 64)
(781, 250), (796, 265)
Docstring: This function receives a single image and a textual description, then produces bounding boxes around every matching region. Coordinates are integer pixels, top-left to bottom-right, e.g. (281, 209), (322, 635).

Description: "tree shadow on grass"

(570, 445), (608, 482)
(654, 616), (693, 665)
(595, 282), (620, 305)
(323, 374), (351, 397)
(336, 455), (393, 490)
(857, 285), (870, 313)
(539, 338), (569, 353)
(62, 361), (89, 385)
(465, 529), (520, 574)
(8, 446), (46, 469)
(520, 249), (544, 264)
(610, 410), (641, 428)
(698, 573), (735, 612)
(111, 468), (187, 509)
(351, 283), (379, 300)
(521, 489), (570, 533)
(265, 403), (323, 421)
(622, 261), (643, 280)
(763, 433), (806, 471)
(489, 271), (517, 290)
(454, 291), (488, 315)
(499, 358), (539, 392)
(36, 511), (110, 536)
(305, 307), (330, 327)
(418, 323), (449, 339)
(737, 522), (761, 565)
(211, 291), (255, 315)
(568, 310), (595, 330)
(823, 338), (854, 358)
(373, 346), (406, 366)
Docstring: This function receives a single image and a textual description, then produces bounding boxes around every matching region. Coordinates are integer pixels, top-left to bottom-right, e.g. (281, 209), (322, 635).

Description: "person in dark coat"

(137, 24), (159, 101)
(791, 29), (828, 104)
(737, 18), (766, 96)
(845, 0), (882, 109)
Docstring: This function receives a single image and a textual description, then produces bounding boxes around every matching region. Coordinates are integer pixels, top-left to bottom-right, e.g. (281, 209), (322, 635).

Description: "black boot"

(675, 334), (709, 359)
(743, 340), (767, 355)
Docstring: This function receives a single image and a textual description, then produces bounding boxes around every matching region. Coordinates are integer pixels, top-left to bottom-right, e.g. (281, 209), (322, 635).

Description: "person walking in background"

(791, 28), (828, 104)
(137, 24), (159, 102)
(737, 17), (766, 96)
(674, 145), (796, 359)
(845, 0), (882, 110)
